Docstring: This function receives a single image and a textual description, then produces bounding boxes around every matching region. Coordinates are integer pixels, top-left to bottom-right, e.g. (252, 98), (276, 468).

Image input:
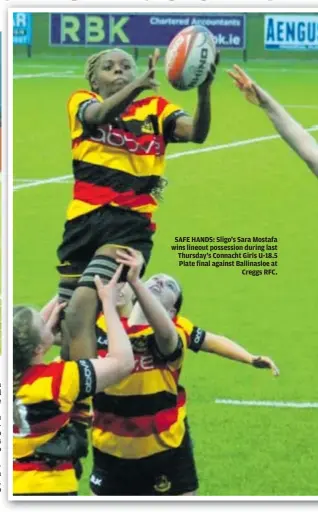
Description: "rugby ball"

(164, 25), (217, 91)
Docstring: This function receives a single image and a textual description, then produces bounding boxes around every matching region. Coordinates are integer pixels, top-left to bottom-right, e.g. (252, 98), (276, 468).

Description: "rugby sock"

(77, 255), (119, 289)
(58, 280), (77, 303)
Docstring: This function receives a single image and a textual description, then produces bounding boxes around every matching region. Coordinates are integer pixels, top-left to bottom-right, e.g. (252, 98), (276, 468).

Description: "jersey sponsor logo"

(78, 360), (94, 394)
(134, 354), (155, 372)
(154, 475), (172, 493)
(131, 335), (148, 354)
(97, 334), (108, 348)
(192, 328), (204, 347)
(90, 125), (163, 155)
(141, 118), (155, 134)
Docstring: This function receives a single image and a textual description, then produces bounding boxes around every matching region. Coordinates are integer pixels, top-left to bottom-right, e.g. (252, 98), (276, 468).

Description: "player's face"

(94, 50), (136, 97)
(145, 274), (181, 315)
(32, 310), (54, 354)
(116, 282), (135, 308)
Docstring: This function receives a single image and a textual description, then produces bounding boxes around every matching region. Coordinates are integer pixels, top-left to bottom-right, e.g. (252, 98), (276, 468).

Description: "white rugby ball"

(164, 25), (217, 91)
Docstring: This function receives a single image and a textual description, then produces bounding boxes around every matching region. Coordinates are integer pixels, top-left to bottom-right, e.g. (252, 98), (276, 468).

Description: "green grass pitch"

(13, 55), (318, 496)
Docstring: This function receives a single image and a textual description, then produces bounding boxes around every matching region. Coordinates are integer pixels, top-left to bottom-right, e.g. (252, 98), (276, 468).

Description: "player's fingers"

(268, 359), (280, 376)
(94, 274), (103, 291)
(233, 64), (246, 77)
(153, 48), (160, 66)
(150, 79), (160, 90)
(148, 55), (152, 70)
(227, 70), (239, 80)
(124, 247), (138, 257)
(109, 263), (124, 285)
(116, 249), (133, 260)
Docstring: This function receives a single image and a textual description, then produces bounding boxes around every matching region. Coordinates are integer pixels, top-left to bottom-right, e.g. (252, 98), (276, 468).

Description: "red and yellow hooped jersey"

(93, 315), (189, 459)
(13, 359), (96, 495)
(66, 90), (186, 223)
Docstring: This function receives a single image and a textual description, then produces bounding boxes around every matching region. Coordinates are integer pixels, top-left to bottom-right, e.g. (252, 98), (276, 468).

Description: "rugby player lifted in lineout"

(228, 65), (318, 177)
(57, 47), (218, 357)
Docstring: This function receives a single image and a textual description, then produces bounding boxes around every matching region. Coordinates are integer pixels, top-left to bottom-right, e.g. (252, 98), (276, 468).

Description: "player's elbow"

(192, 136), (206, 144)
(191, 130), (208, 144)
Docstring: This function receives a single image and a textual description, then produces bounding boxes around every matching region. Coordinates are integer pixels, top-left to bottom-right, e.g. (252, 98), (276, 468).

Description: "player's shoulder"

(20, 361), (66, 387)
(174, 315), (194, 335)
(67, 89), (101, 109)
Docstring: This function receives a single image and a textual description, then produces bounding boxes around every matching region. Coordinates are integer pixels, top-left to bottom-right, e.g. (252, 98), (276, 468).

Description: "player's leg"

(90, 449), (138, 496)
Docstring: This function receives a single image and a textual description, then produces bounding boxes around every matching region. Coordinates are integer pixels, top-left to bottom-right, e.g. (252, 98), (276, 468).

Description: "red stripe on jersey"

(123, 96), (158, 117)
(72, 135), (83, 148)
(157, 97), (170, 116)
(94, 392), (185, 438)
(13, 461), (73, 472)
(13, 413), (69, 437)
(73, 180), (156, 209)
(20, 362), (64, 387)
(51, 362), (65, 401)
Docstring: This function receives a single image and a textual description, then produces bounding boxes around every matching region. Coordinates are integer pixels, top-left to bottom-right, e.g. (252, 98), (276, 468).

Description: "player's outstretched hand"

(227, 64), (263, 106)
(116, 248), (144, 285)
(251, 355), (280, 376)
(135, 48), (160, 92)
(94, 264), (124, 305)
(201, 50), (220, 89)
(44, 300), (67, 334)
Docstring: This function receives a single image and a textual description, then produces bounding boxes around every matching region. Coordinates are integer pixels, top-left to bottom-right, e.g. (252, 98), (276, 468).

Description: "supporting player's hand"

(135, 48), (160, 92)
(227, 65), (263, 106)
(94, 264), (124, 306)
(116, 248), (144, 285)
(251, 355), (280, 376)
(45, 300), (67, 334)
(199, 50), (220, 90)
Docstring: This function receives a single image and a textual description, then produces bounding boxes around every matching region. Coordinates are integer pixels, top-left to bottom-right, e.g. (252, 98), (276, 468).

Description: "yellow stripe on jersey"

(92, 404), (186, 459)
(175, 315), (195, 341)
(103, 367), (177, 397)
(13, 468), (77, 495)
(18, 377), (57, 405)
(14, 432), (57, 459)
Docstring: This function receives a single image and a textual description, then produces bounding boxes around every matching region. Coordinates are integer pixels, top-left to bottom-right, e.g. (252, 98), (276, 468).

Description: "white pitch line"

(284, 105), (318, 110)
(13, 174), (72, 191)
(13, 126), (318, 192)
(215, 399), (318, 409)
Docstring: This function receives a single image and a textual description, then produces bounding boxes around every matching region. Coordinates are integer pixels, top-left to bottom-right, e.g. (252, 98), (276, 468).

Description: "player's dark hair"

(84, 48), (135, 93)
(174, 289), (183, 314)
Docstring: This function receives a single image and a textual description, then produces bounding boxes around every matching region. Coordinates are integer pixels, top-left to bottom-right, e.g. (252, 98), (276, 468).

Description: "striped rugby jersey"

(13, 360), (95, 494)
(93, 314), (189, 459)
(66, 90), (186, 224)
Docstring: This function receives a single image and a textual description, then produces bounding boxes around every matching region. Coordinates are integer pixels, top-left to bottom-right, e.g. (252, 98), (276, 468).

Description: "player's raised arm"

(228, 64), (318, 177)
(82, 48), (160, 125)
(199, 331), (279, 376)
(116, 248), (179, 356)
(173, 57), (219, 144)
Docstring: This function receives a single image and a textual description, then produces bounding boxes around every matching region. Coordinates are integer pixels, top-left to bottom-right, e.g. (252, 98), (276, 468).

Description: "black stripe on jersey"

(188, 327), (206, 353)
(73, 161), (161, 194)
(93, 390), (177, 417)
(23, 401), (61, 424)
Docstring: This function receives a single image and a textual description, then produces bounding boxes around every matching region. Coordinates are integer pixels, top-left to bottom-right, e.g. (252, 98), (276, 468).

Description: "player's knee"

(94, 244), (119, 259)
